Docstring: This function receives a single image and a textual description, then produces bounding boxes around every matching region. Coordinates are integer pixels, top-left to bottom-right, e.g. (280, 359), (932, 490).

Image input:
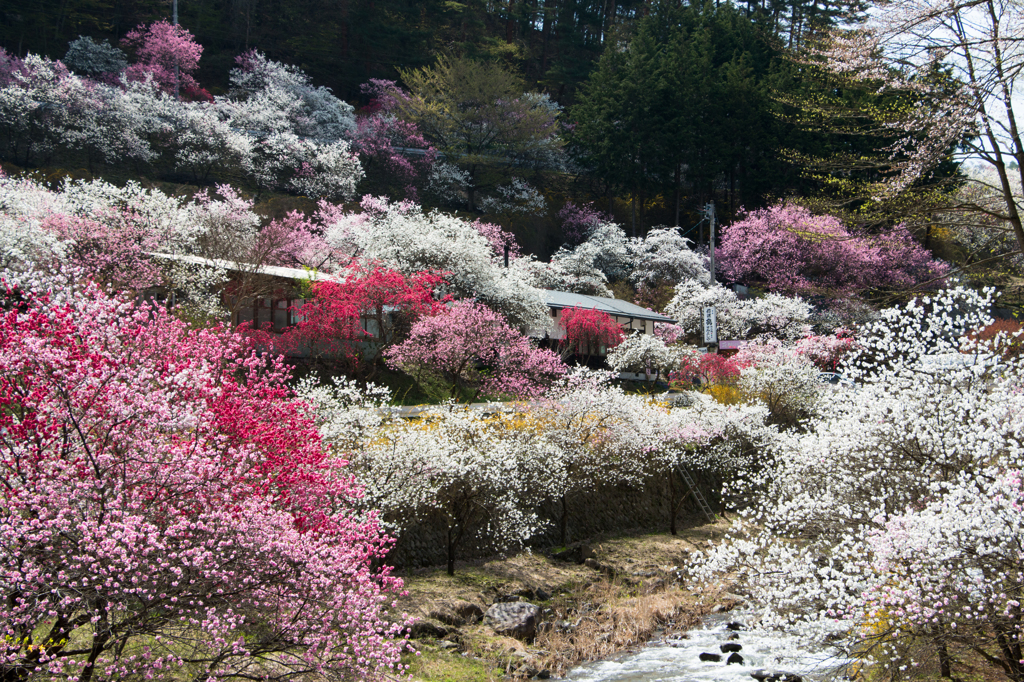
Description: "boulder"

(407, 619), (451, 640)
(551, 543), (595, 564)
(726, 621), (746, 631)
(485, 602), (541, 640)
(584, 557), (615, 578)
(453, 600), (485, 621)
(720, 643), (743, 653)
(699, 653), (722, 662)
(428, 599), (483, 626)
(751, 670), (803, 682)
(727, 653), (745, 665)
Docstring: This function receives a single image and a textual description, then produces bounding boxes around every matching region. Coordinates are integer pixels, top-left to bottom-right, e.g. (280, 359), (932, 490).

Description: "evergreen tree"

(570, 0), (785, 233)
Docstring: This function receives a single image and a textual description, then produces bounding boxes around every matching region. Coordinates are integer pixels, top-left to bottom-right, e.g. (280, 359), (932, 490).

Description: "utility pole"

(706, 201), (716, 284)
(172, 0), (180, 100)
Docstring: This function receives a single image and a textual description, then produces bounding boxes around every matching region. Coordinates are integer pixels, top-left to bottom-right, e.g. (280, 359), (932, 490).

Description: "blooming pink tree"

(386, 300), (566, 400)
(718, 204), (947, 301)
(0, 272), (409, 681)
(122, 20), (207, 100)
(793, 329), (856, 371)
(39, 211), (164, 290)
(254, 264), (448, 376)
(472, 219), (521, 261)
(672, 352), (744, 392)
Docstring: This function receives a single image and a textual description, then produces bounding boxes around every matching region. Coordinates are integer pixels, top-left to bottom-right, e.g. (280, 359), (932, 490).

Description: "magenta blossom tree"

(122, 20), (207, 99)
(386, 299), (566, 400)
(353, 79), (435, 200)
(558, 200), (611, 245)
(717, 204), (947, 300)
(0, 272), (409, 681)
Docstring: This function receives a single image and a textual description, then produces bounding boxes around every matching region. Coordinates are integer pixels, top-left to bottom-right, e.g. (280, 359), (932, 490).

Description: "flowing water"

(564, 613), (848, 682)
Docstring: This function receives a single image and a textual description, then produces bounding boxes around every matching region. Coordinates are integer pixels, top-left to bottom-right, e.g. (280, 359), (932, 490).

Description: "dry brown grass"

(395, 521), (735, 681)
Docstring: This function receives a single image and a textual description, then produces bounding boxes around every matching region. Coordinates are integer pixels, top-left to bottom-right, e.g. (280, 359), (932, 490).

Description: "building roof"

(148, 253), (340, 283)
(149, 254), (677, 324)
(540, 290), (676, 323)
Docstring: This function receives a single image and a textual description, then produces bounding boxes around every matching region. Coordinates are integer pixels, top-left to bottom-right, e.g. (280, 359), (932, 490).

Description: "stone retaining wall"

(389, 473), (715, 568)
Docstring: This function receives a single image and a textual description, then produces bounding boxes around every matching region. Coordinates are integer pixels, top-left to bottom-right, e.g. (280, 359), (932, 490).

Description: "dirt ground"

(393, 518), (739, 681)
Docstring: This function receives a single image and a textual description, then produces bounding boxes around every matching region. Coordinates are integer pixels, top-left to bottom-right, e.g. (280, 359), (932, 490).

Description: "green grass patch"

(403, 645), (503, 682)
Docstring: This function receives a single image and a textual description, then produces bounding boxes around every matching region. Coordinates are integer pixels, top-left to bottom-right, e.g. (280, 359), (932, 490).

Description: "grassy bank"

(394, 519), (737, 681)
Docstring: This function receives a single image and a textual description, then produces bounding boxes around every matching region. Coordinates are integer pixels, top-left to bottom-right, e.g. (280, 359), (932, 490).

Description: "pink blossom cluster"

(472, 219), (522, 260)
(718, 204), (947, 300)
(122, 20), (209, 100)
(792, 328), (856, 371)
(559, 306), (625, 357)
(673, 352), (744, 390)
(350, 81), (435, 200)
(0, 273), (410, 679)
(247, 264), (448, 371)
(386, 299), (566, 400)
(557, 201), (611, 245)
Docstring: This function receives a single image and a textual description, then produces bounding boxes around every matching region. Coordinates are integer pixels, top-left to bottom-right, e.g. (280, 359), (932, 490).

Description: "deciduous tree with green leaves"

(397, 55), (562, 210)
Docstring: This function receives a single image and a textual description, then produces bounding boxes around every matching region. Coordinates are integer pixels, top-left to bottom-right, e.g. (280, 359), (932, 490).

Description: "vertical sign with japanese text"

(702, 306), (718, 345)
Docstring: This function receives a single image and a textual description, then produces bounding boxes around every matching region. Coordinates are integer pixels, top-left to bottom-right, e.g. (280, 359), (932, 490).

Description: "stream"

(564, 613), (849, 682)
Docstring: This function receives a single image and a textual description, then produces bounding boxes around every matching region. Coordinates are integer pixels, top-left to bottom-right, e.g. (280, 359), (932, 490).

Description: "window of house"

(290, 299), (305, 325)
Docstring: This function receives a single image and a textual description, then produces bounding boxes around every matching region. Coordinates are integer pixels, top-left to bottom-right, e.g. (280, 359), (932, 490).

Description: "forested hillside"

(1, 0), (859, 101)
(1, 0), (970, 248)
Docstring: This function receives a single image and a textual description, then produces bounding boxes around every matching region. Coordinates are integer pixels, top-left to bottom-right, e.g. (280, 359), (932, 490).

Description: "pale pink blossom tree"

(386, 299), (566, 400)
(820, 0), (1024, 256)
(352, 79), (435, 199)
(0, 271), (409, 681)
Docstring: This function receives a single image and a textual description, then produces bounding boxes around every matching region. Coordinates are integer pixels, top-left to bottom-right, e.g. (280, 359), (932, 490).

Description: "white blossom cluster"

(478, 177), (547, 217)
(735, 340), (825, 427)
(0, 175), (276, 311)
(606, 332), (689, 380)
(0, 51), (363, 199)
(539, 222), (631, 295)
(692, 288), (1024, 679)
(666, 277), (811, 340)
(628, 227), (709, 290)
(298, 367), (772, 555)
(222, 52), (362, 197)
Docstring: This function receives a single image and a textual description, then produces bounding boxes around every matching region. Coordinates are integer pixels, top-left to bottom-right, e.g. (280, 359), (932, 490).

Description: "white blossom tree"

(533, 369), (666, 542)
(321, 197), (547, 328)
(694, 287), (1024, 682)
(606, 332), (687, 382)
(541, 221), (632, 296)
(298, 383), (560, 575)
(628, 227), (709, 291)
(666, 278), (812, 341)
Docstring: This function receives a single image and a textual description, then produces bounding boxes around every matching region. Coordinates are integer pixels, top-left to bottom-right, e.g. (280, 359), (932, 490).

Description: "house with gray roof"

(533, 290), (676, 341)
